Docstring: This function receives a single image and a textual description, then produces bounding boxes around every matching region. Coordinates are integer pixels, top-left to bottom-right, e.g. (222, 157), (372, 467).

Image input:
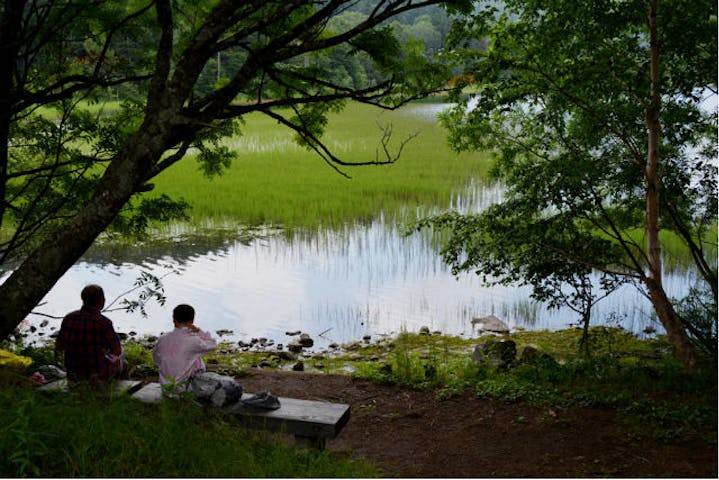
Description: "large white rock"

(471, 315), (510, 334)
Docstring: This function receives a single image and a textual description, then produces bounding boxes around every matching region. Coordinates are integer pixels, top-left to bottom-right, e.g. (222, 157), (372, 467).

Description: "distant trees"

(0, 0), (473, 340)
(420, 0), (717, 370)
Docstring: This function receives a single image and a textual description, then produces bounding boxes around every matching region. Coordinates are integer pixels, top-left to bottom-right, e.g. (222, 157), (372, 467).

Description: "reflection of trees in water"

(81, 227), (271, 267)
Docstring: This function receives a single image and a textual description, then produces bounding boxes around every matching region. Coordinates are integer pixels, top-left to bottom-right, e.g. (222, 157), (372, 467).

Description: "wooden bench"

(132, 382), (351, 450)
(39, 378), (143, 394)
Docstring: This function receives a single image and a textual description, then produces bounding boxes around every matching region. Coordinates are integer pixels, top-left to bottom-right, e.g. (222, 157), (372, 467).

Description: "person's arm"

(152, 339), (163, 365)
(188, 328), (217, 354)
(55, 318), (67, 351)
(102, 317), (122, 355)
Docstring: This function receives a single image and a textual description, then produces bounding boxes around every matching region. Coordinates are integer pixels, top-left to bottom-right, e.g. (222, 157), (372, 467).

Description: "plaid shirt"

(56, 306), (123, 382)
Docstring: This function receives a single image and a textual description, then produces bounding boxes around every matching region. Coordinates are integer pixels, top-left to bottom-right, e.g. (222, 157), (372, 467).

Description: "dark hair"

(81, 284), (104, 307)
(173, 304), (195, 324)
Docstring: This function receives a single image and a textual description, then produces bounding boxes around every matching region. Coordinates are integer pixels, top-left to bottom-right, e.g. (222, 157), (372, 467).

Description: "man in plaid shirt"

(56, 284), (124, 382)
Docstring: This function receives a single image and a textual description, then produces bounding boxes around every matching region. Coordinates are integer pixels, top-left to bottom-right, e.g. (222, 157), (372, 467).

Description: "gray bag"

(191, 372), (243, 407)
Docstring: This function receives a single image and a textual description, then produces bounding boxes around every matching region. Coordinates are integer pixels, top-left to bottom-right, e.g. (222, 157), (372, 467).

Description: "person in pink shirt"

(152, 304), (217, 389)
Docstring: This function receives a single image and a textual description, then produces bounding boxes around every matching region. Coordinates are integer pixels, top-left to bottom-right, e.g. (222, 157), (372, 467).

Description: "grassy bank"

(7, 327), (716, 453)
(148, 102), (490, 229)
(0, 371), (376, 477)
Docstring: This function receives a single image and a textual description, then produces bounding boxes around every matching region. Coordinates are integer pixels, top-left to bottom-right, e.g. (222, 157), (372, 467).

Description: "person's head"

(173, 304), (195, 326)
(81, 284), (105, 309)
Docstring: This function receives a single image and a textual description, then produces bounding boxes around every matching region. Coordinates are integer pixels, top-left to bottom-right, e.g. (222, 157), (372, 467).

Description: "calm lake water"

(15, 195), (697, 349)
(8, 104), (703, 349)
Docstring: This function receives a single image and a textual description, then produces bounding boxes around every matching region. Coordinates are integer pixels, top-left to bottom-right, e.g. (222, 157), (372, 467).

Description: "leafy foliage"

(418, 0), (717, 368)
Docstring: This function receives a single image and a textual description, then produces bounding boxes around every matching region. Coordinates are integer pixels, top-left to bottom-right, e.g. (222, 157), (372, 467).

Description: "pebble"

(292, 361), (304, 371)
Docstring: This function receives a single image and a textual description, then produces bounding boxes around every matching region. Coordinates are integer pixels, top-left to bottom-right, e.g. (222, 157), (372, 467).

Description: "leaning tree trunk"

(644, 0), (697, 372)
(0, 122), (170, 340)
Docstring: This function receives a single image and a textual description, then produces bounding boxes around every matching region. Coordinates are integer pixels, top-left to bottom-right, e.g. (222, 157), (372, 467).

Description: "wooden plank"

(227, 395), (351, 440)
(132, 382), (351, 440)
(38, 379), (142, 394)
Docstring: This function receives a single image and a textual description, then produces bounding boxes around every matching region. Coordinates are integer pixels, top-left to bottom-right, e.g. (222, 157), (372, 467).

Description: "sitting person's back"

(153, 304), (217, 388)
(55, 284), (124, 383)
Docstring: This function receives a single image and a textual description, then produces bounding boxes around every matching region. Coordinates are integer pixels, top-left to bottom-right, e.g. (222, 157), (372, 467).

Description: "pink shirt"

(152, 327), (217, 386)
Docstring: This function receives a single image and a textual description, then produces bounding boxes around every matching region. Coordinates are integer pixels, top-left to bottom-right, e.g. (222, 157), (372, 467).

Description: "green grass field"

(148, 102), (491, 229)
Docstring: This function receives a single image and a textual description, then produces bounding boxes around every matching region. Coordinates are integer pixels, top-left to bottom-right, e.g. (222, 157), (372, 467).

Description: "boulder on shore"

(472, 338), (517, 369)
(517, 345), (558, 368)
(471, 315), (510, 334)
(298, 333), (314, 348)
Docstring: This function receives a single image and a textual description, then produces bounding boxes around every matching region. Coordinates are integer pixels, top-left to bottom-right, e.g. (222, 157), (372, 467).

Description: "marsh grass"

(0, 375), (376, 477)
(149, 102), (490, 229)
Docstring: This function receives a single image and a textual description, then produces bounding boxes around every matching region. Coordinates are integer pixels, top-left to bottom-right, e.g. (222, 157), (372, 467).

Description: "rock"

(432, 330), (442, 336)
(362, 335), (372, 343)
(117, 332), (128, 341)
(517, 345), (558, 368)
(472, 338), (517, 369)
(369, 355), (380, 362)
(329, 342), (339, 349)
(379, 363), (392, 375)
(298, 333), (314, 348)
(29, 326), (37, 333)
(146, 335), (159, 343)
(258, 360), (273, 368)
(419, 326), (430, 335)
(216, 329), (234, 337)
(288, 342), (303, 353)
(250, 338), (259, 345)
(259, 337), (268, 345)
(344, 342), (361, 351)
(471, 315), (510, 334)
(314, 363), (325, 370)
(313, 354), (325, 360)
(129, 331), (137, 337)
(40, 320), (49, 328)
(238, 340), (251, 348)
(49, 331), (59, 339)
(191, 372), (243, 407)
(277, 344), (283, 350)
(292, 361), (304, 371)
(285, 330), (301, 336)
(276, 351), (296, 361)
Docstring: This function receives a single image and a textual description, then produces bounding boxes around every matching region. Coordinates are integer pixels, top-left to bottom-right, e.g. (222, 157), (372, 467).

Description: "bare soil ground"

(236, 369), (717, 478)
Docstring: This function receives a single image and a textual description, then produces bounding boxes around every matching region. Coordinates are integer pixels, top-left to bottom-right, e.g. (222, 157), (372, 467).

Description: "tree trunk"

(0, 0), (26, 233)
(644, 0), (697, 372)
(0, 124), (168, 339)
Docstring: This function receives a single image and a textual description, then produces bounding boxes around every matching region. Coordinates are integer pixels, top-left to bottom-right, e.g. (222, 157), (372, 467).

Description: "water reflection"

(7, 101), (706, 349)
(16, 182), (697, 350)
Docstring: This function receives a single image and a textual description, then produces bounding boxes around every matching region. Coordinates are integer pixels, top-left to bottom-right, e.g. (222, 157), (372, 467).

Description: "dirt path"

(237, 369), (716, 477)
